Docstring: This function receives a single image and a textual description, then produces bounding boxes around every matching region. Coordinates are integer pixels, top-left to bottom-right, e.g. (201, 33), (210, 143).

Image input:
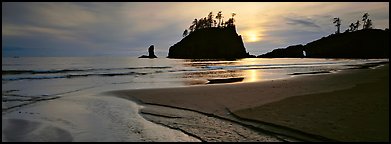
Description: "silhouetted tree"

(364, 19), (373, 29)
(189, 19), (197, 33)
(183, 29), (188, 37)
(349, 23), (355, 32)
(333, 17), (341, 34)
(231, 13), (236, 19)
(195, 18), (201, 30)
(216, 11), (223, 27)
(225, 13), (236, 27)
(361, 13), (374, 30)
(362, 13), (369, 29)
(185, 11), (239, 33)
(224, 18), (235, 27)
(354, 20), (360, 31)
(196, 17), (208, 30)
(204, 17), (208, 28)
(207, 12), (214, 28)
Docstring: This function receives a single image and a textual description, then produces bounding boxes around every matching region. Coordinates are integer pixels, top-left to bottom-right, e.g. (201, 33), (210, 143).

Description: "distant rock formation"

(258, 29), (389, 58)
(257, 45), (306, 58)
(139, 45), (157, 58)
(168, 26), (253, 59)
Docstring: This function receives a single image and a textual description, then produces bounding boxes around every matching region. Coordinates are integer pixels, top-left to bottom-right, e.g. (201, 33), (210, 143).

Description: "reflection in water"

(159, 58), (387, 87)
(241, 59), (261, 82)
(244, 69), (259, 82)
(181, 58), (263, 85)
(182, 59), (238, 68)
(182, 70), (242, 79)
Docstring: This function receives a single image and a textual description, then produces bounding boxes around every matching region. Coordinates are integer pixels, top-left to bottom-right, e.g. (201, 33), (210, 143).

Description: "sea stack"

(167, 11), (253, 59)
(168, 26), (251, 59)
(139, 45), (157, 58)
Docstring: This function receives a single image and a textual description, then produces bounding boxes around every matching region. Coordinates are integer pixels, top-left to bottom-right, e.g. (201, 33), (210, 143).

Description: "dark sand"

(235, 66), (389, 142)
(111, 64), (389, 142)
(138, 104), (282, 142)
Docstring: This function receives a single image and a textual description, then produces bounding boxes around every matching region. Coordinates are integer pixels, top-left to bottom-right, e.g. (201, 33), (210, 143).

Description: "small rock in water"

(139, 45), (157, 58)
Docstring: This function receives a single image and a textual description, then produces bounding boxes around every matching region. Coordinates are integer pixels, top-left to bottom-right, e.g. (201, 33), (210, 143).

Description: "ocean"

(3, 57), (389, 109)
(2, 57), (388, 141)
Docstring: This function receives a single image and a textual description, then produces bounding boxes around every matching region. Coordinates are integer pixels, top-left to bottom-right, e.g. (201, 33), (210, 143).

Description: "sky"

(2, 2), (389, 57)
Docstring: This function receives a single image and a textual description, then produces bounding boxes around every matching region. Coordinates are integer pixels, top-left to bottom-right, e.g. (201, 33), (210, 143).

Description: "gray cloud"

(2, 2), (389, 57)
(285, 17), (320, 28)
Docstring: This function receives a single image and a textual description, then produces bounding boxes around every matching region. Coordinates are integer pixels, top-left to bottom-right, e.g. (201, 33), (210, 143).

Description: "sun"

(246, 31), (260, 42)
(249, 33), (258, 42)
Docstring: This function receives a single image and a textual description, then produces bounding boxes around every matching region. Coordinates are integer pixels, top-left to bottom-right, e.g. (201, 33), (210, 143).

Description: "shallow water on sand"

(2, 86), (200, 142)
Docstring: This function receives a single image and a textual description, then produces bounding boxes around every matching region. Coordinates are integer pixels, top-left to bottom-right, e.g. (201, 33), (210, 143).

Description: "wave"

(2, 66), (172, 75)
(2, 69), (87, 75)
(4, 60), (386, 82)
(2, 76), (68, 81)
(201, 62), (341, 70)
(2, 71), (149, 81)
(202, 65), (333, 71)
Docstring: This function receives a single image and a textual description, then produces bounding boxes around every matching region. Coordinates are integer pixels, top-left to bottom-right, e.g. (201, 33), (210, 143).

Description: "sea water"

(2, 57), (388, 141)
(3, 57), (388, 91)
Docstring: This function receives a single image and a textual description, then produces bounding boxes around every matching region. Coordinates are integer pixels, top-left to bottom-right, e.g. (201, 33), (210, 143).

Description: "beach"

(2, 58), (389, 142)
(3, 2), (390, 142)
(111, 63), (389, 142)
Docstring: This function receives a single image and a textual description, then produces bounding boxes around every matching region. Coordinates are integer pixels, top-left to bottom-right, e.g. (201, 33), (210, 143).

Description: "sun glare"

(241, 59), (262, 82)
(244, 69), (259, 82)
(245, 31), (260, 43)
(249, 34), (258, 42)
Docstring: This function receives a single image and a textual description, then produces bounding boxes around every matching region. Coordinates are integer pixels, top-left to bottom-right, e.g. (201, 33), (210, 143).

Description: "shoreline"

(109, 63), (389, 142)
(2, 60), (388, 142)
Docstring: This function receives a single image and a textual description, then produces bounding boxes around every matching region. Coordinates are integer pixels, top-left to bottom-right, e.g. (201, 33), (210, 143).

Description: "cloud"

(2, 2), (97, 28)
(2, 2), (389, 57)
(285, 17), (320, 28)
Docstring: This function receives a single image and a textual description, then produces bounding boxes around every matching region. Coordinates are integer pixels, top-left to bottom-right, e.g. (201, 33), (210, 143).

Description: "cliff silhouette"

(258, 29), (389, 58)
(168, 26), (252, 59)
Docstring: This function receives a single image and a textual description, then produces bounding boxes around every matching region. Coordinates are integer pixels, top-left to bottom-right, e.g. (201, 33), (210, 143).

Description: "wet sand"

(111, 64), (389, 142)
(138, 104), (282, 142)
(234, 72), (389, 142)
(2, 91), (201, 142)
(2, 118), (73, 142)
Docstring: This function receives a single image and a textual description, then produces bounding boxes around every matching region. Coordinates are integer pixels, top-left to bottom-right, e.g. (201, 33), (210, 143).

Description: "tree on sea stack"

(189, 19), (197, 33)
(349, 23), (355, 32)
(362, 13), (369, 29)
(355, 20), (360, 31)
(333, 17), (341, 34)
(183, 29), (188, 37)
(185, 11), (236, 33)
(207, 12), (214, 28)
(364, 19), (373, 29)
(216, 11), (223, 27)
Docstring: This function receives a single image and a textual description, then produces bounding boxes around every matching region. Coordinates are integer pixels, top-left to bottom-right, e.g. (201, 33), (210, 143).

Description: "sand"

(2, 91), (201, 142)
(111, 64), (389, 142)
(234, 73), (389, 142)
(2, 118), (73, 142)
(138, 104), (282, 142)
